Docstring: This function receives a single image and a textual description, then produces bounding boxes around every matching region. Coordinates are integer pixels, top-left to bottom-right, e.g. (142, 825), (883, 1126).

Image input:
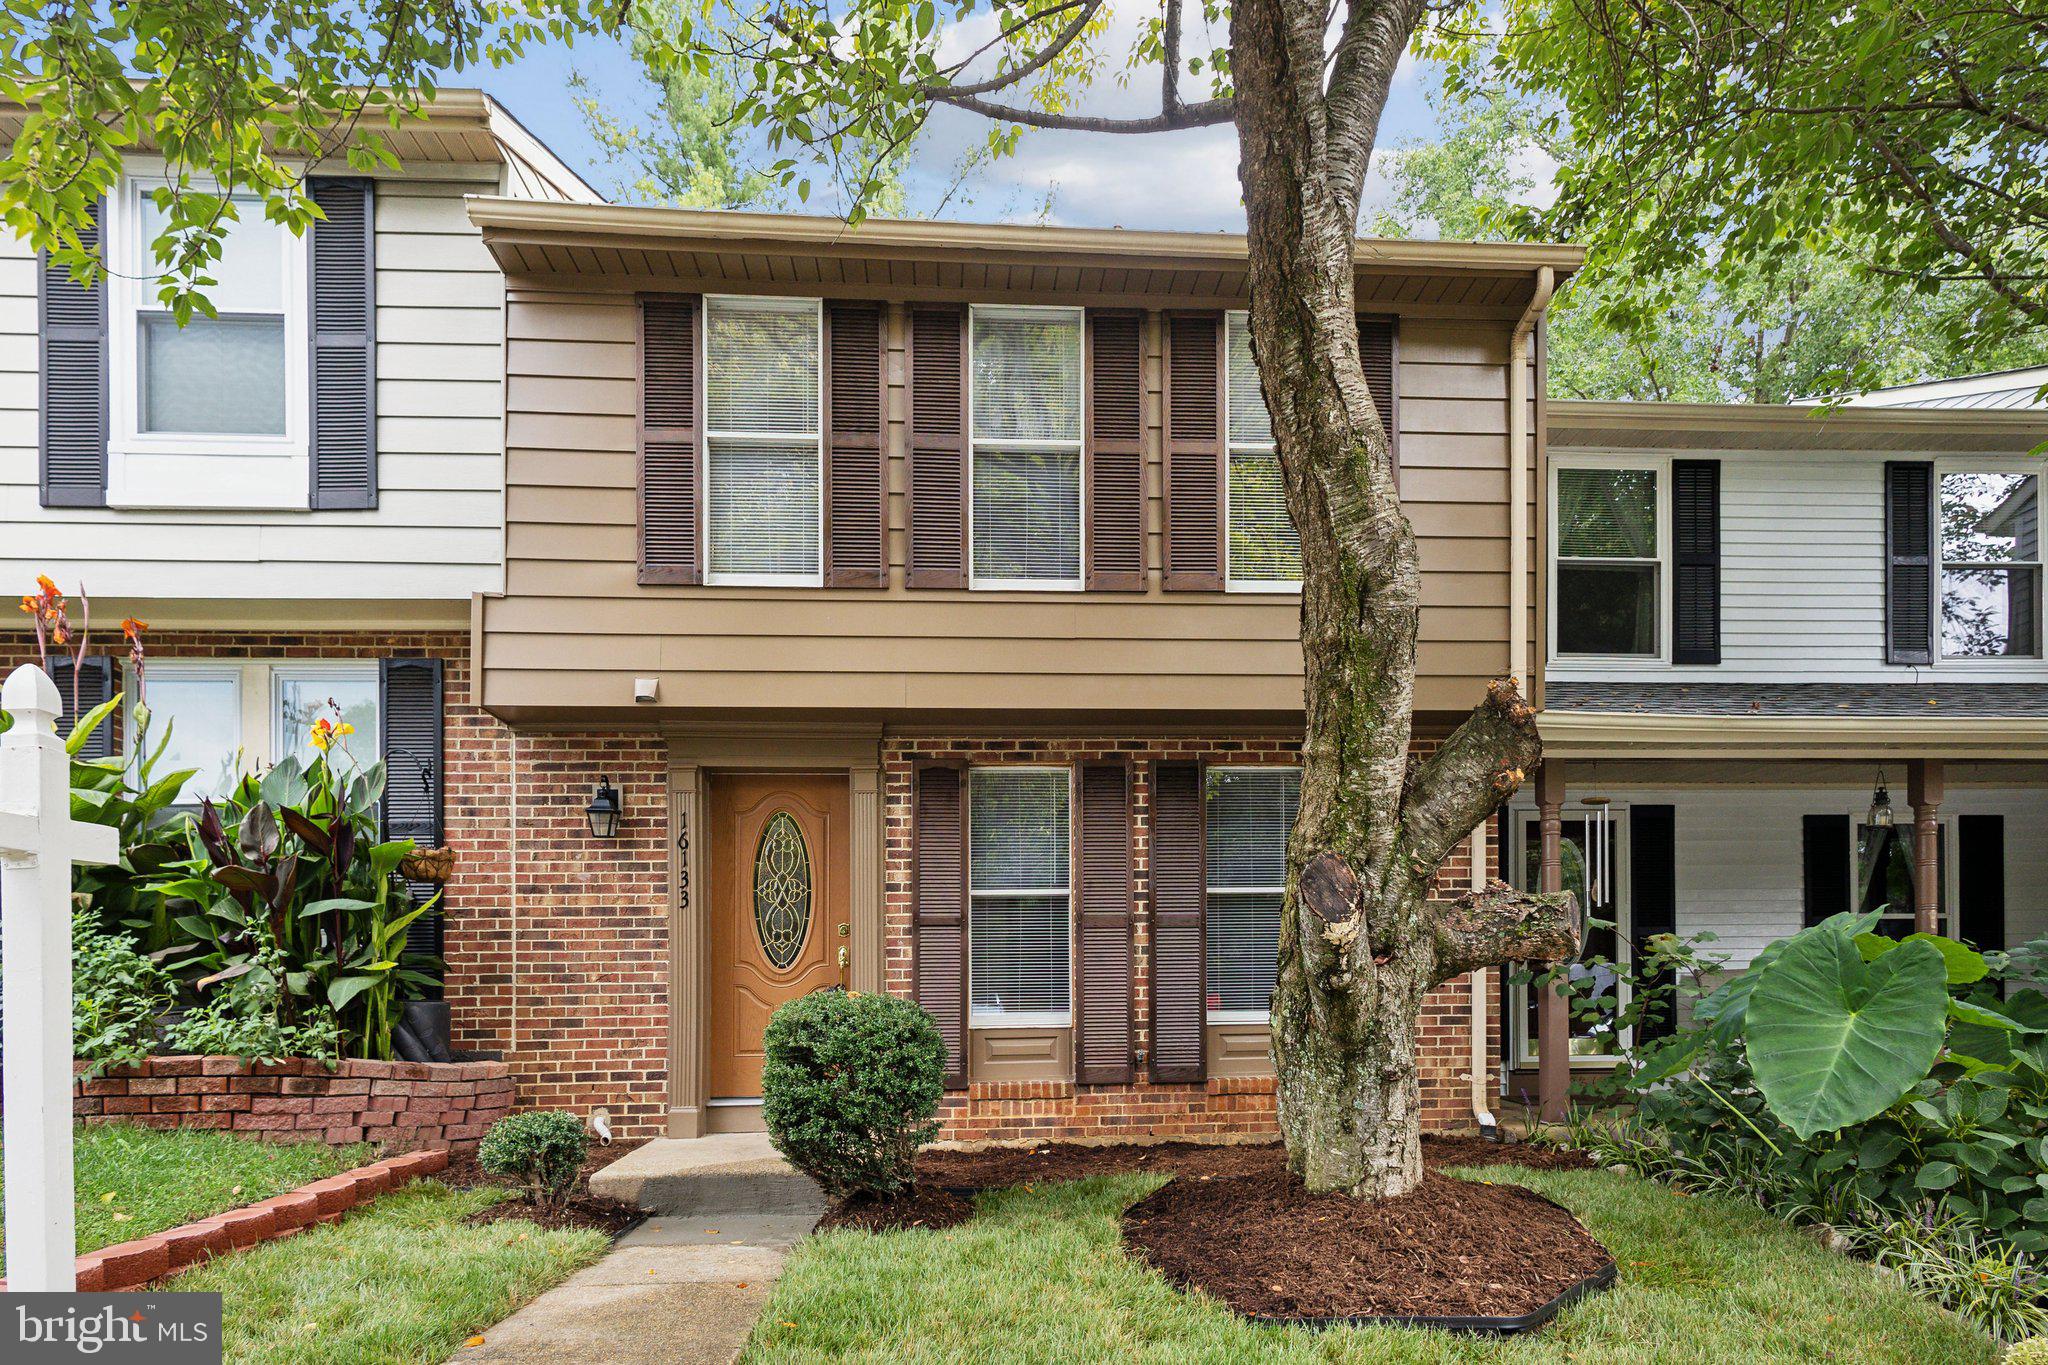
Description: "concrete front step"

(591, 1134), (826, 1217)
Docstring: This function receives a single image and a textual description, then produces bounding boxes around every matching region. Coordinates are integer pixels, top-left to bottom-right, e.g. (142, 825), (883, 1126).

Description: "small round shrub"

(478, 1110), (589, 1211)
(2008, 1340), (2048, 1364)
(762, 990), (945, 1198)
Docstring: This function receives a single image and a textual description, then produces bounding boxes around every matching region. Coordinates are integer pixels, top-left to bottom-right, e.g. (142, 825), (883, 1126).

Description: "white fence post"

(1, 664), (118, 1292)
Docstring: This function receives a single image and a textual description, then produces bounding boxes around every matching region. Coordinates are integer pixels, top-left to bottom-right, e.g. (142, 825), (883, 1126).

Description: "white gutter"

(1480, 265), (1556, 1136)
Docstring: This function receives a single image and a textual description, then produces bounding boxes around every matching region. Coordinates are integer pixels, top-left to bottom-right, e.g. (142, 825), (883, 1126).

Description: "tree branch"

(928, 90), (1234, 132)
(1397, 676), (1543, 882)
(1431, 881), (1582, 983)
(920, 0), (1100, 100)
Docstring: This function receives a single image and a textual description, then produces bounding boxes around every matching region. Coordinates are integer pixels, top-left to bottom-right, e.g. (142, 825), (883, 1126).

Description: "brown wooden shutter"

(1162, 312), (1224, 590)
(1357, 313), (1399, 478)
(639, 294), (702, 585)
(1086, 310), (1146, 591)
(1149, 760), (1207, 1082)
(1074, 761), (1135, 1084)
(1885, 461), (1935, 665)
(308, 177), (377, 509)
(1672, 459), (1722, 664)
(907, 304), (968, 588)
(913, 762), (970, 1088)
(39, 197), (107, 508)
(823, 301), (886, 588)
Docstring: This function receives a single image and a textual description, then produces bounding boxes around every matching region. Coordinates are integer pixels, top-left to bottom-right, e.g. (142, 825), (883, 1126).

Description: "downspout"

(1475, 265), (1556, 1137)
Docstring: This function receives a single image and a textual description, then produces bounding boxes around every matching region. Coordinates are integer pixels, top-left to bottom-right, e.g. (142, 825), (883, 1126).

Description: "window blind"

(969, 768), (1071, 1019)
(972, 308), (1083, 584)
(1557, 468), (1657, 558)
(705, 297), (821, 579)
(1205, 768), (1299, 1015)
(1225, 313), (1298, 584)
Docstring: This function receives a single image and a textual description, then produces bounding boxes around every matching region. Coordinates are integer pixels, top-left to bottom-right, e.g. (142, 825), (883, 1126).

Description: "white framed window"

(970, 305), (1084, 590)
(1205, 767), (1299, 1022)
(104, 159), (311, 509)
(1852, 811), (1955, 938)
(703, 295), (824, 585)
(1551, 459), (1668, 660)
(129, 660), (381, 806)
(1225, 313), (1301, 590)
(1510, 801), (1631, 1066)
(1936, 467), (2041, 660)
(967, 767), (1072, 1026)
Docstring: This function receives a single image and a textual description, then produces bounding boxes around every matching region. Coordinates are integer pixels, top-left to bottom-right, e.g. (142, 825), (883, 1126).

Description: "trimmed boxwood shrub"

(762, 990), (945, 1197)
(478, 1110), (589, 1212)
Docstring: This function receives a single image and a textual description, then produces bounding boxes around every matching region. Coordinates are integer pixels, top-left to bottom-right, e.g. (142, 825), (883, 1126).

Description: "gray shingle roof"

(1544, 681), (2048, 719)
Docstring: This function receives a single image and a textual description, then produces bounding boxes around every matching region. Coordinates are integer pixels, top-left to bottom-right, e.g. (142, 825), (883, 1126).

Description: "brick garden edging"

(0, 1149), (451, 1293)
(69, 1055), (514, 1149)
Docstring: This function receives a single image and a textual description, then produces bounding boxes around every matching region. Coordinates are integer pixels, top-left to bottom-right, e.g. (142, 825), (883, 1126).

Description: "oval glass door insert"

(753, 811), (813, 971)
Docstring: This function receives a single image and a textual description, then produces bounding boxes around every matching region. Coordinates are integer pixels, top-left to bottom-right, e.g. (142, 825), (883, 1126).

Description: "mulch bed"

(822, 1134), (1593, 1238)
(1121, 1151), (1614, 1323)
(444, 1138), (648, 1237)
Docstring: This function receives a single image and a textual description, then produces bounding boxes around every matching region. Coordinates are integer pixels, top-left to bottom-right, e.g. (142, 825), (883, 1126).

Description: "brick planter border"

(0, 1149), (450, 1293)
(69, 1056), (514, 1149)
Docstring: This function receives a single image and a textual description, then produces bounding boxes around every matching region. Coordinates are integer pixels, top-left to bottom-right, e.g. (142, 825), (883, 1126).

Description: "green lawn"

(0, 1124), (369, 1272)
(745, 1164), (1997, 1364)
(176, 1182), (608, 1365)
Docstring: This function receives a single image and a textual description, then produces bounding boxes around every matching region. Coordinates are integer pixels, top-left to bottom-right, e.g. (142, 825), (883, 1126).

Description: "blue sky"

(463, 22), (1446, 231)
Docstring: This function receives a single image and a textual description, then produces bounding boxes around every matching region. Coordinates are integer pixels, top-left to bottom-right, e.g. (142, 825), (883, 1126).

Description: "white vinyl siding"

(969, 306), (1083, 589)
(703, 295), (822, 585)
(968, 767), (1072, 1025)
(1205, 767), (1299, 1021)
(1225, 312), (1299, 589)
(1, 171), (508, 604)
(1547, 448), (2048, 683)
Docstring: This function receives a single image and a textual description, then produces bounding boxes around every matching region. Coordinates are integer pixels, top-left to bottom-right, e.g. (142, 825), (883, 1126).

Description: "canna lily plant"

(146, 719), (440, 1061)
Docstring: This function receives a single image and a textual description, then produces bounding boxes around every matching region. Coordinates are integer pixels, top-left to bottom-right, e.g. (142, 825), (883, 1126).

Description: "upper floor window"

(105, 171), (310, 506)
(1555, 465), (1663, 658)
(1939, 470), (2040, 659)
(704, 296), (823, 585)
(135, 660), (380, 807)
(1226, 313), (1301, 589)
(1205, 767), (1299, 1021)
(967, 767), (1072, 1024)
(970, 306), (1083, 589)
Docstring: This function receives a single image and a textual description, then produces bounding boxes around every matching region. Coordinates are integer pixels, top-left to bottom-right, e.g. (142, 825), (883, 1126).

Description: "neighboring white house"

(1832, 365), (2048, 412)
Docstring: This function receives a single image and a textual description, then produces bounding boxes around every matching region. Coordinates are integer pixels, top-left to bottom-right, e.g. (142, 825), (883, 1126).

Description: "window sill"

(1206, 1010), (1271, 1025)
(1225, 582), (1302, 595)
(968, 579), (1084, 593)
(108, 445), (311, 512)
(970, 1012), (1071, 1030)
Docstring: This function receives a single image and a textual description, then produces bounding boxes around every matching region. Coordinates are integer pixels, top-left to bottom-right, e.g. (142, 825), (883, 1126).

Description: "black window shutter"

(1672, 460), (1721, 665)
(1627, 805), (1677, 1041)
(1884, 462), (1935, 665)
(1075, 761), (1135, 1084)
(1148, 760), (1207, 1082)
(1802, 814), (1850, 927)
(380, 657), (446, 980)
(309, 178), (377, 509)
(1958, 814), (2005, 953)
(913, 763), (970, 1088)
(40, 198), (108, 508)
(48, 655), (115, 760)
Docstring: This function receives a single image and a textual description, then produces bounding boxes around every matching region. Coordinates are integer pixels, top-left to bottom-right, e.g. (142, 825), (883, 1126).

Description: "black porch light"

(586, 776), (623, 839)
(1867, 771), (1894, 829)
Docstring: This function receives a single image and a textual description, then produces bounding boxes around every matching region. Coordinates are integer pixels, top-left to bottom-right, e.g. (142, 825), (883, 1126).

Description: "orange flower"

(310, 717), (337, 751)
(121, 617), (148, 640)
(17, 595), (33, 615)
(35, 574), (59, 598)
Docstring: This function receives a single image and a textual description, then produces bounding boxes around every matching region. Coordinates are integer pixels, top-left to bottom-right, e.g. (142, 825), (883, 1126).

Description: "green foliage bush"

(478, 1111), (590, 1212)
(71, 909), (175, 1076)
(164, 927), (344, 1064)
(2007, 1338), (2048, 1365)
(762, 990), (945, 1198)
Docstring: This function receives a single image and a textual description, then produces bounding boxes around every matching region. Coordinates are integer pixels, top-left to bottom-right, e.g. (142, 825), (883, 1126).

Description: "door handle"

(837, 946), (850, 969)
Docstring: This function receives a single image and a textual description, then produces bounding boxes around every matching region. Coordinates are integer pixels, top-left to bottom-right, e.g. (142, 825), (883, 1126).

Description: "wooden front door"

(708, 772), (849, 1099)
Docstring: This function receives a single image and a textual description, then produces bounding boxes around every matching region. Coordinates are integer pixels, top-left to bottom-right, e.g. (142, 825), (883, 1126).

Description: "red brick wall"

(884, 736), (1501, 1142)
(71, 1056), (512, 1149)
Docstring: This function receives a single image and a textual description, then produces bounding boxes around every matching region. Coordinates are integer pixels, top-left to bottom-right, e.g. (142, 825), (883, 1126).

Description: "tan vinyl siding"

(1, 177), (504, 604)
(485, 281), (1536, 724)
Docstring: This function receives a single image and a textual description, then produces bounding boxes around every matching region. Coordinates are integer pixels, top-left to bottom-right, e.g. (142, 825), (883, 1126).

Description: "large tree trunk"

(1232, 0), (1581, 1197)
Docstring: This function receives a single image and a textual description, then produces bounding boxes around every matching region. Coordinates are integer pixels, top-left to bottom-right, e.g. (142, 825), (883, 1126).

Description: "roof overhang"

(465, 197), (1584, 310)
(1538, 710), (2048, 761)
(1549, 400), (2048, 453)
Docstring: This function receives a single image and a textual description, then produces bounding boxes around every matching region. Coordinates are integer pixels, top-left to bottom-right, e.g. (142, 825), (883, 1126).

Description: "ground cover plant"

(746, 1154), (1994, 1363)
(0, 1124), (367, 1274)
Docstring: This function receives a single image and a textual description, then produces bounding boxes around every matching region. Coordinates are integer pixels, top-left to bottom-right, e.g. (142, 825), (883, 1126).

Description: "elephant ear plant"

(147, 734), (441, 1061)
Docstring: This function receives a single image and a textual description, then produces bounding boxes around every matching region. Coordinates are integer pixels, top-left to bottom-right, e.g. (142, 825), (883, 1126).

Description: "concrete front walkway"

(454, 1137), (824, 1365)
